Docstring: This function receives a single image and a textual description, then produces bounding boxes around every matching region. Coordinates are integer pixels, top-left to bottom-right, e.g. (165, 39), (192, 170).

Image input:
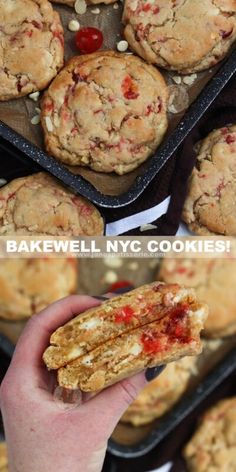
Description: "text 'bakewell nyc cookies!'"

(43, 282), (208, 392)
(41, 51), (168, 175)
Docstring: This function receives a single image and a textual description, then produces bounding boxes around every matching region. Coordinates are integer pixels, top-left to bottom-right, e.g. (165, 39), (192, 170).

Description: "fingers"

(73, 373), (147, 437)
(10, 295), (101, 375)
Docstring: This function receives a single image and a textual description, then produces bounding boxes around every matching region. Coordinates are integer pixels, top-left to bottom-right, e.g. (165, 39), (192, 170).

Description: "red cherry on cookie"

(75, 27), (103, 54)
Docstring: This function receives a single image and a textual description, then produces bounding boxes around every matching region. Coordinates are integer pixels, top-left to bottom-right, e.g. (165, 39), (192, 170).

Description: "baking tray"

(108, 344), (236, 458)
(1, 1), (236, 208)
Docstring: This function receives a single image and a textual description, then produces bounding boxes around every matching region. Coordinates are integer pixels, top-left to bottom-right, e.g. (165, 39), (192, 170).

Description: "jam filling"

(115, 305), (136, 324)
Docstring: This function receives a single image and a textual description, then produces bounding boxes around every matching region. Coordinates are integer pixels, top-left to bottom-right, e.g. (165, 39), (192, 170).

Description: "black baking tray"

(108, 346), (236, 458)
(1, 48), (236, 208)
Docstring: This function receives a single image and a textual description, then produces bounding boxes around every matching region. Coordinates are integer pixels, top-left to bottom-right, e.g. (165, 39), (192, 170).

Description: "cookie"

(43, 282), (207, 391)
(121, 356), (196, 426)
(41, 51), (168, 175)
(158, 258), (236, 338)
(123, 0), (236, 74)
(0, 0), (64, 101)
(182, 125), (236, 235)
(0, 172), (104, 236)
(0, 259), (77, 320)
(183, 397), (236, 472)
(0, 443), (8, 471)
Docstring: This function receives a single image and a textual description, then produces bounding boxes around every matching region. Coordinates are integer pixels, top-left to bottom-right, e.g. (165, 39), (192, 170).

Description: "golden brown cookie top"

(123, 0), (236, 73)
(182, 125), (236, 235)
(183, 397), (236, 472)
(0, 0), (64, 101)
(41, 51), (168, 174)
(0, 172), (104, 236)
(158, 258), (236, 338)
(0, 258), (77, 320)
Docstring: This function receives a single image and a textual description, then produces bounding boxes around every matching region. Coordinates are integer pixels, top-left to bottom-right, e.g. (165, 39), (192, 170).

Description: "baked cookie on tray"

(0, 259), (77, 320)
(121, 356), (196, 426)
(183, 397), (236, 472)
(123, 0), (236, 74)
(158, 258), (236, 338)
(43, 282), (207, 391)
(0, 442), (8, 472)
(0, 172), (104, 236)
(182, 125), (236, 235)
(0, 0), (64, 101)
(41, 51), (168, 175)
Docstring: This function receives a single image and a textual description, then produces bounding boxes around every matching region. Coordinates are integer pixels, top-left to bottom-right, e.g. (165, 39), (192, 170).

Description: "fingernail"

(145, 365), (166, 382)
(92, 295), (109, 301)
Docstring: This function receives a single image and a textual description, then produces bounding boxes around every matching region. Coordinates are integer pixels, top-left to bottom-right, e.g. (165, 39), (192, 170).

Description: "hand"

(0, 295), (148, 472)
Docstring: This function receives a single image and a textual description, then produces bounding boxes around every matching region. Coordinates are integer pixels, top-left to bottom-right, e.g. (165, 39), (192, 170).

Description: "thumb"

(82, 368), (163, 438)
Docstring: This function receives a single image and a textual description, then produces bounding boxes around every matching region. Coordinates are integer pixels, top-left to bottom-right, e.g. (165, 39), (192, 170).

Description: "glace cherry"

(75, 27), (103, 54)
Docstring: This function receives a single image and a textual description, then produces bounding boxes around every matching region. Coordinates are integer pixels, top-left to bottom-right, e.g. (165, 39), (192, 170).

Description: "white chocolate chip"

(140, 223), (157, 232)
(91, 7), (100, 13)
(68, 19), (80, 32)
(45, 116), (53, 132)
(68, 347), (83, 360)
(104, 270), (118, 284)
(29, 91), (40, 101)
(31, 115), (40, 125)
(113, 2), (119, 8)
(35, 107), (41, 114)
(104, 256), (123, 269)
(53, 115), (60, 128)
(75, 0), (87, 14)
(183, 74), (197, 86)
(81, 354), (93, 366)
(80, 318), (101, 329)
(117, 40), (128, 52)
(130, 343), (142, 356)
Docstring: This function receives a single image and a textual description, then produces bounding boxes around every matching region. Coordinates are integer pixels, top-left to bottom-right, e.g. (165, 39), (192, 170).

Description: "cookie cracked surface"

(182, 125), (236, 236)
(123, 0), (236, 73)
(0, 258), (77, 321)
(41, 51), (168, 175)
(0, 0), (64, 101)
(183, 397), (236, 472)
(0, 172), (104, 236)
(158, 258), (236, 338)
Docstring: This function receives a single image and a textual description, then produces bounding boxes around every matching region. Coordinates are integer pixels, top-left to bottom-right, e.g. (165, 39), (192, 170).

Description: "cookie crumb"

(68, 19), (80, 31)
(31, 115), (40, 125)
(75, 0), (87, 14)
(91, 7), (100, 13)
(29, 91), (40, 101)
(168, 85), (189, 114)
(172, 76), (182, 85)
(113, 2), (119, 8)
(117, 40), (128, 52)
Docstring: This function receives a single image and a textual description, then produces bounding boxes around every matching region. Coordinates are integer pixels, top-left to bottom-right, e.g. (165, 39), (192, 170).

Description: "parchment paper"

(0, 2), (222, 196)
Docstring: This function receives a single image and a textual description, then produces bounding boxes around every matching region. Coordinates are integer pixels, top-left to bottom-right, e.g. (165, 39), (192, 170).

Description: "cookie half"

(0, 0), (64, 101)
(158, 258), (236, 338)
(182, 125), (236, 235)
(43, 282), (207, 391)
(41, 51), (168, 175)
(0, 172), (104, 236)
(0, 259), (77, 320)
(183, 397), (236, 472)
(121, 356), (196, 426)
(123, 0), (236, 74)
